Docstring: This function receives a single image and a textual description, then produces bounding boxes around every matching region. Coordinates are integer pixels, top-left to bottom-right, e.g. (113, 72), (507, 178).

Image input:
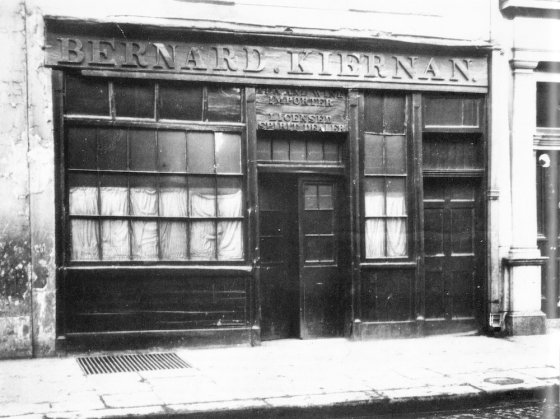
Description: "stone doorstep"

(20, 384), (557, 419)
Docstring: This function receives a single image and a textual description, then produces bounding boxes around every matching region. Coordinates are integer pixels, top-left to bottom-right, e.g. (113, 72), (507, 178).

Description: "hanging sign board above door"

(256, 88), (348, 132)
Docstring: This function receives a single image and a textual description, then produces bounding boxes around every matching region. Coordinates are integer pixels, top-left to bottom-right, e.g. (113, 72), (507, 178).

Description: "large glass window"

(363, 93), (408, 258)
(65, 76), (244, 262)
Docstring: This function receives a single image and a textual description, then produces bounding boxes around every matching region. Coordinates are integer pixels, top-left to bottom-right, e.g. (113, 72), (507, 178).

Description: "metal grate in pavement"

(76, 352), (190, 375)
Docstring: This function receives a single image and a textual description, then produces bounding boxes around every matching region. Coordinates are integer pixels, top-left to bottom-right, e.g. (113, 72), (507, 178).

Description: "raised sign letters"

(256, 88), (347, 132)
(45, 34), (488, 90)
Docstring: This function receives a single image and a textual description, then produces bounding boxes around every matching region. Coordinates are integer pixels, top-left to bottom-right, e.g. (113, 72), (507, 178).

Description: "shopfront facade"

(38, 19), (490, 349)
(2, 0), (552, 358)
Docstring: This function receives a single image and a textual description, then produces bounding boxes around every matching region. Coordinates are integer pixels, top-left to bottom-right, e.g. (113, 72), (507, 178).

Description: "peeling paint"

(0, 237), (31, 301)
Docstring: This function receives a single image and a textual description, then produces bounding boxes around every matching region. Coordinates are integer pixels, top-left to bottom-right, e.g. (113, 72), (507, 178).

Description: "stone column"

(504, 59), (546, 335)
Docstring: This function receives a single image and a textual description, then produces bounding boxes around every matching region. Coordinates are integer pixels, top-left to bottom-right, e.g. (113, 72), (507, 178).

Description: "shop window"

(363, 93), (408, 258)
(257, 132), (342, 163)
(64, 76), (244, 262)
(537, 82), (560, 128)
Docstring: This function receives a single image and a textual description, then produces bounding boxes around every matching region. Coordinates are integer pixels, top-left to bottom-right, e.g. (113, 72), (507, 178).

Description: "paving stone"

(49, 392), (106, 412)
(101, 391), (163, 409)
(45, 405), (166, 419)
(0, 402), (50, 417)
(380, 384), (482, 400)
(264, 391), (379, 408)
(168, 398), (269, 413)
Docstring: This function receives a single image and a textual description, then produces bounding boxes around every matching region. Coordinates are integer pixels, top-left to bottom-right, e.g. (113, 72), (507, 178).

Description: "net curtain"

(69, 185), (243, 260)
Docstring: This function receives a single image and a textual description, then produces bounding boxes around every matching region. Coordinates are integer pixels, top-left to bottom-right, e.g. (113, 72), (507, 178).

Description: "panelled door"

(299, 178), (343, 338)
(423, 178), (483, 321)
(258, 174), (344, 340)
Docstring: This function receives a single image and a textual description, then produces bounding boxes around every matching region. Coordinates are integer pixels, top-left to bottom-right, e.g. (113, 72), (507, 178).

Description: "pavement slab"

(0, 331), (558, 418)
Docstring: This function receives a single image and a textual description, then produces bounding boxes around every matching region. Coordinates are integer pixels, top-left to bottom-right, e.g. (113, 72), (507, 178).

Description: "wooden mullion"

(155, 130), (162, 261)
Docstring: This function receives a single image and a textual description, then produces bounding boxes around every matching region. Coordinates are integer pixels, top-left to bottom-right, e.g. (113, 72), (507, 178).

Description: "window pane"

(99, 174), (128, 216)
(537, 82), (560, 128)
(387, 219), (407, 256)
(307, 139), (322, 161)
(257, 138), (271, 160)
(67, 127), (97, 169)
(114, 80), (154, 118)
(130, 176), (158, 216)
(101, 220), (130, 260)
(304, 184), (318, 209)
(304, 236), (334, 261)
(364, 178), (384, 216)
(290, 139), (306, 161)
(71, 219), (99, 261)
(384, 95), (406, 133)
(131, 221), (158, 260)
(218, 220), (243, 260)
(364, 134), (383, 174)
(272, 138), (289, 161)
(69, 174), (98, 215)
(215, 133), (241, 173)
(303, 210), (333, 234)
(159, 82), (202, 120)
(98, 129), (127, 170)
(130, 130), (157, 171)
(66, 76), (108, 116)
(159, 176), (188, 217)
(207, 87), (241, 122)
(385, 135), (406, 174)
(160, 221), (187, 260)
(158, 131), (186, 172)
(386, 178), (406, 215)
(323, 141), (339, 162)
(189, 177), (216, 217)
(217, 177), (242, 217)
(365, 219), (384, 258)
(364, 94), (383, 132)
(187, 132), (214, 173)
(190, 221), (216, 260)
(318, 185), (333, 209)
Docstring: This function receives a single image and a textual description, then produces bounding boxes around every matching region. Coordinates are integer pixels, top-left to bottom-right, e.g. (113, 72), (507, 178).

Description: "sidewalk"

(0, 331), (559, 418)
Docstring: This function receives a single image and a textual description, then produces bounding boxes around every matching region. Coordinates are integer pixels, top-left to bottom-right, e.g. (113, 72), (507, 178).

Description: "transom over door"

(423, 178), (483, 320)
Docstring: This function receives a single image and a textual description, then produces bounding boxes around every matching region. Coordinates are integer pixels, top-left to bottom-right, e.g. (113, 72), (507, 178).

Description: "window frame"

(360, 92), (413, 261)
(61, 74), (248, 266)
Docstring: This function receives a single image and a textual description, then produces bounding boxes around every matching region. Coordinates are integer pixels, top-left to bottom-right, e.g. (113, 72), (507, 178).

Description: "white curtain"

(217, 190), (243, 260)
(364, 186), (384, 258)
(364, 180), (407, 258)
(100, 186), (129, 260)
(102, 220), (130, 260)
(130, 187), (158, 259)
(190, 193), (216, 259)
(160, 187), (188, 259)
(69, 187), (100, 260)
(71, 219), (99, 260)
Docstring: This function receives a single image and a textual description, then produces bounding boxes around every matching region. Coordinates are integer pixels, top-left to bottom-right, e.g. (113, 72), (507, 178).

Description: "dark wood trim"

(257, 164), (344, 175)
(245, 86), (260, 340)
(64, 116), (245, 131)
(63, 265), (253, 274)
(78, 69), (488, 94)
(360, 262), (416, 269)
(349, 90), (362, 327)
(503, 257), (548, 267)
(53, 70), (66, 339)
(422, 126), (483, 133)
(412, 93), (425, 321)
(64, 327), (252, 351)
(423, 169), (485, 177)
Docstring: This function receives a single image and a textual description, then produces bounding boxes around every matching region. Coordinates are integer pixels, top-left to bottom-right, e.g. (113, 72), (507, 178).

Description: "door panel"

(423, 178), (481, 321)
(299, 179), (342, 338)
(259, 175), (298, 340)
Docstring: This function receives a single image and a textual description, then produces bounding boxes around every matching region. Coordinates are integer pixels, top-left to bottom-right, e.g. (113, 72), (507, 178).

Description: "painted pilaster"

(504, 58), (546, 335)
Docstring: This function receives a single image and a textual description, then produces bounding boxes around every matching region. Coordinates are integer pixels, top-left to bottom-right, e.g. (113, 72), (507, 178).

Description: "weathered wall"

(0, 0), (32, 358)
(27, 0), (57, 356)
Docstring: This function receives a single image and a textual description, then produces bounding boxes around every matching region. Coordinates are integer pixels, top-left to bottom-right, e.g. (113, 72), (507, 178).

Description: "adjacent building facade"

(0, 0), (557, 357)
